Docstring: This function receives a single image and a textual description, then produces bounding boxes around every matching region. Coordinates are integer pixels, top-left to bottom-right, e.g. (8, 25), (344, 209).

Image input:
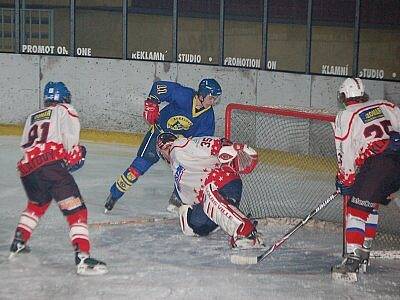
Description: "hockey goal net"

(225, 103), (400, 251)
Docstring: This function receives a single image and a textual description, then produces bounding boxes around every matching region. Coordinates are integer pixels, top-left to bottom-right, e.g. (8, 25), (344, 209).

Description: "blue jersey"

(149, 81), (215, 137)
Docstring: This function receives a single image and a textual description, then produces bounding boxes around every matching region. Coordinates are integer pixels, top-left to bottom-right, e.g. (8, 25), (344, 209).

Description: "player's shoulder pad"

(173, 137), (190, 147)
(375, 99), (397, 107)
(58, 103), (79, 118)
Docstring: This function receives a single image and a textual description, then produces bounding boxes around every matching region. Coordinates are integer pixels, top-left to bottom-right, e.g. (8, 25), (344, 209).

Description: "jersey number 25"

(364, 120), (392, 139)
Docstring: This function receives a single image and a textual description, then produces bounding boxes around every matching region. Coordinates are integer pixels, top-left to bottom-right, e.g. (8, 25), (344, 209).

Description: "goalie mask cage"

(225, 103), (400, 250)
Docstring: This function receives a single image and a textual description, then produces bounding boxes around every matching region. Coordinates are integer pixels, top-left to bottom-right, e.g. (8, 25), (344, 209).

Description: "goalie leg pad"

(202, 183), (254, 238)
(178, 205), (197, 236)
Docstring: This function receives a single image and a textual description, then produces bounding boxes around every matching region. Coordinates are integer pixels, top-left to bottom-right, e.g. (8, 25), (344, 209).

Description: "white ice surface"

(0, 136), (399, 300)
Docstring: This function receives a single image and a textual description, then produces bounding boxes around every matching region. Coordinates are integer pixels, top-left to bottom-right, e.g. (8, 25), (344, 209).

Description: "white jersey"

(18, 103), (81, 176)
(334, 99), (400, 185)
(169, 136), (222, 205)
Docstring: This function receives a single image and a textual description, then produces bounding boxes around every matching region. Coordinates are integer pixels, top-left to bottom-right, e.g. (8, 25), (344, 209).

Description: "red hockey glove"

(67, 145), (87, 173)
(143, 98), (159, 125)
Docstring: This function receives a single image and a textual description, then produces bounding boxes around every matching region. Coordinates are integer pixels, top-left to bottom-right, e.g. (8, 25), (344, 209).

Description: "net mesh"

(226, 104), (400, 250)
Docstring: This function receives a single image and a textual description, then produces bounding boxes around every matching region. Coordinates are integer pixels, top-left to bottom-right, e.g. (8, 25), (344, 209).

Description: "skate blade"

(77, 265), (108, 276)
(360, 262), (369, 273)
(166, 204), (179, 215)
(332, 271), (358, 283)
(8, 247), (31, 260)
(8, 252), (18, 260)
(230, 254), (258, 265)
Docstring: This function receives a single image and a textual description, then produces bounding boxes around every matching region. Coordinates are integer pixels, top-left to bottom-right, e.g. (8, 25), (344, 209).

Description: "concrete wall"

(1, 53), (399, 137)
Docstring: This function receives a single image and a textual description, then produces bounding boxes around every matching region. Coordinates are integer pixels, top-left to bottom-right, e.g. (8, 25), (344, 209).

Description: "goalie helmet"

(198, 79), (222, 98)
(44, 81), (71, 105)
(156, 132), (178, 163)
(337, 78), (368, 105)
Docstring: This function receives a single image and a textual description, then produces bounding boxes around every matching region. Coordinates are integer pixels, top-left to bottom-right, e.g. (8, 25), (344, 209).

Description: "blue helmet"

(198, 79), (222, 98)
(43, 81), (71, 104)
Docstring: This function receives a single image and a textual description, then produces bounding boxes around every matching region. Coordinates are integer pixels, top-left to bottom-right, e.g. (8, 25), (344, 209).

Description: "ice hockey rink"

(0, 135), (399, 300)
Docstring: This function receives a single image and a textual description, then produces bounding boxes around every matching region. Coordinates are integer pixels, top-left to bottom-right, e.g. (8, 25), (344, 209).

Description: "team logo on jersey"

(167, 116), (193, 131)
(156, 84), (168, 95)
(359, 107), (384, 124)
(174, 165), (185, 192)
(31, 109), (52, 124)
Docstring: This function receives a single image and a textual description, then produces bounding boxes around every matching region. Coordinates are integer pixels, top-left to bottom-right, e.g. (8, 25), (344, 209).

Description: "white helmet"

(338, 78), (365, 103)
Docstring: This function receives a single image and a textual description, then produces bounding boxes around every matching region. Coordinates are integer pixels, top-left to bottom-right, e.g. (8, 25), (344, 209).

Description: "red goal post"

(225, 103), (400, 251)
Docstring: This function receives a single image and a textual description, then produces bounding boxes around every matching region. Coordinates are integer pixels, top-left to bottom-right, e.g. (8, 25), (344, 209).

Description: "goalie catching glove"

(218, 142), (258, 174)
(143, 98), (160, 125)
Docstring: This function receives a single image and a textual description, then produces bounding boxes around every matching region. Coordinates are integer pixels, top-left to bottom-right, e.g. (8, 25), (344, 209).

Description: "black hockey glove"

(389, 131), (400, 152)
(335, 177), (354, 197)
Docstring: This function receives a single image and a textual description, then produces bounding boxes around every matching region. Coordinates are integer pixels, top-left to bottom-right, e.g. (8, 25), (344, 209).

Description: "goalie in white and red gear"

(332, 77), (400, 277)
(157, 134), (263, 248)
(9, 81), (107, 275)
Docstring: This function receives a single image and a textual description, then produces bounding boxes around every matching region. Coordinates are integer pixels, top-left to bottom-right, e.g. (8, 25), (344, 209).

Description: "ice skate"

(75, 251), (108, 276)
(166, 190), (183, 215)
(104, 193), (118, 213)
(354, 247), (370, 274)
(231, 230), (265, 250)
(359, 241), (372, 273)
(8, 230), (31, 260)
(331, 255), (361, 283)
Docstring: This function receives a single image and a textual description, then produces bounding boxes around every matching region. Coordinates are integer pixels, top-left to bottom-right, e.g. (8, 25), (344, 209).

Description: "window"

(224, 0), (263, 69)
(359, 0), (400, 81)
(128, 0), (173, 62)
(20, 0), (69, 56)
(75, 1), (122, 58)
(0, 0), (14, 52)
(311, 0), (355, 76)
(267, 0), (308, 72)
(178, 0), (219, 65)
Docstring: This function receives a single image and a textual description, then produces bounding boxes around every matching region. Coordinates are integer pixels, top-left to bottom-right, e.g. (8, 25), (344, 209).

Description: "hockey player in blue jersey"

(104, 78), (222, 212)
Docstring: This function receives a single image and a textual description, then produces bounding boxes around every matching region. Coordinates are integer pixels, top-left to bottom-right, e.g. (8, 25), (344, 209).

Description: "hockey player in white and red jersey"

(156, 133), (264, 248)
(331, 77), (400, 281)
(9, 81), (107, 275)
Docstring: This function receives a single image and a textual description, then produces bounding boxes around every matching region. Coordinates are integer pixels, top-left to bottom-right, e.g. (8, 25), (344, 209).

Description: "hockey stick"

(342, 195), (350, 258)
(89, 216), (177, 228)
(231, 191), (339, 265)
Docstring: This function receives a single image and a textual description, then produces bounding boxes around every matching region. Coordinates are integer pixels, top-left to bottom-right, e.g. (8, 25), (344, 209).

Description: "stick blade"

(331, 271), (358, 283)
(230, 254), (258, 265)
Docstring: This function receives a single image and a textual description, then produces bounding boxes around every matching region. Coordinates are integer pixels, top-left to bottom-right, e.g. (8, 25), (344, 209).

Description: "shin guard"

(346, 206), (368, 254)
(16, 201), (50, 241)
(111, 167), (140, 199)
(66, 207), (90, 253)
